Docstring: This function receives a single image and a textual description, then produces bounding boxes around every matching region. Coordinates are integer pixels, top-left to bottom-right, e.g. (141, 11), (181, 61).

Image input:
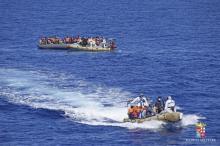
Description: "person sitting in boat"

(101, 38), (107, 48)
(128, 106), (140, 119)
(127, 104), (152, 119)
(128, 94), (149, 118)
(128, 106), (135, 119)
(39, 37), (47, 45)
(139, 105), (148, 118)
(154, 96), (164, 114)
(145, 97), (156, 116)
(164, 96), (176, 113)
(80, 38), (88, 46)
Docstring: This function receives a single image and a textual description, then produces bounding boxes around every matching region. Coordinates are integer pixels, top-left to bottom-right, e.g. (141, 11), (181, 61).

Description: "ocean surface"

(0, 0), (220, 145)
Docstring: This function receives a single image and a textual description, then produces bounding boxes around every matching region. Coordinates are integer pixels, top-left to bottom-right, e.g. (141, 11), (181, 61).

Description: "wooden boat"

(38, 43), (114, 51)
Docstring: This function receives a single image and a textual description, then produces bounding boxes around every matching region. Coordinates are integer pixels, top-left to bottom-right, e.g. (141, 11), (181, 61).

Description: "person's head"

(131, 106), (134, 108)
(157, 96), (161, 101)
(140, 93), (144, 98)
(167, 96), (172, 100)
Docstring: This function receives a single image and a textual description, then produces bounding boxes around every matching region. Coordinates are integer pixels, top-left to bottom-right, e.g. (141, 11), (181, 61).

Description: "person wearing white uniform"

(130, 94), (149, 107)
(164, 96), (176, 113)
(101, 38), (107, 48)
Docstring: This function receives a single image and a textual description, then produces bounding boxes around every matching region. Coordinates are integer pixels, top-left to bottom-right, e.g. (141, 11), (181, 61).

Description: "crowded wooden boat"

(38, 36), (116, 51)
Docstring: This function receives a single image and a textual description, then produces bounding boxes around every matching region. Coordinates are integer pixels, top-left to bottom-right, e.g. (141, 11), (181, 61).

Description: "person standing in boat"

(164, 96), (176, 113)
(130, 94), (148, 107)
(154, 96), (165, 114)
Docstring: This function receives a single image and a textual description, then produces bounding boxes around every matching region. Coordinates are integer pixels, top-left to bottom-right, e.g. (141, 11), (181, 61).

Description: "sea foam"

(0, 68), (203, 130)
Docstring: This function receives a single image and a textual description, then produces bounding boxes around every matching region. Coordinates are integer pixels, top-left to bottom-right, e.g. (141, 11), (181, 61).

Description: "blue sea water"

(0, 0), (220, 145)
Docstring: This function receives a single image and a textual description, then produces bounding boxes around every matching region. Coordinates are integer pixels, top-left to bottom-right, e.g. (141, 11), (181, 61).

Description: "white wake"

(0, 68), (203, 129)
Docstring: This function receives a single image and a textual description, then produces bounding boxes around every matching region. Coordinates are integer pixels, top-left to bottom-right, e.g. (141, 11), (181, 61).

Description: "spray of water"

(0, 68), (203, 129)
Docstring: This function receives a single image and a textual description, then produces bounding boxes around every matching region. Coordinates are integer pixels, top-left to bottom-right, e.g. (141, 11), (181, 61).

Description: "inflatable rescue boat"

(123, 112), (183, 123)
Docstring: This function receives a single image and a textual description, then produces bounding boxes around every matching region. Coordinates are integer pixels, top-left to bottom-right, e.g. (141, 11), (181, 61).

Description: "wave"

(181, 114), (205, 127)
(0, 68), (204, 130)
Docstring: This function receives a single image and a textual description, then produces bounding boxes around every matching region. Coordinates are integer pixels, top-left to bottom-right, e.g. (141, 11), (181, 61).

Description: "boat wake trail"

(0, 68), (203, 130)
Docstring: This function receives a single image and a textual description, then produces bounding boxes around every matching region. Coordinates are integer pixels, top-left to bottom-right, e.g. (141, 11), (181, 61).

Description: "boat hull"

(123, 112), (183, 123)
(38, 44), (113, 51)
(38, 44), (70, 50)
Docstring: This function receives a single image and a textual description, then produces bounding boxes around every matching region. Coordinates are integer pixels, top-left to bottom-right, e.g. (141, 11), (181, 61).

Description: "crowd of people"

(127, 94), (176, 119)
(39, 36), (116, 49)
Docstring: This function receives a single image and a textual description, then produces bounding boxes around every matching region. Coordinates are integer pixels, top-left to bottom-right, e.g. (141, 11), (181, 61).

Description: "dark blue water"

(0, 0), (220, 145)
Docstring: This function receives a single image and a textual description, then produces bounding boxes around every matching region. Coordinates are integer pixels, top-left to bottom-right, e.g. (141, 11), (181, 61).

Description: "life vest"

(135, 106), (141, 114)
(132, 106), (140, 118)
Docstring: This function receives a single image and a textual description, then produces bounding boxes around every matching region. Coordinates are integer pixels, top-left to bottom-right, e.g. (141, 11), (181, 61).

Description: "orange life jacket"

(133, 106), (141, 118)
